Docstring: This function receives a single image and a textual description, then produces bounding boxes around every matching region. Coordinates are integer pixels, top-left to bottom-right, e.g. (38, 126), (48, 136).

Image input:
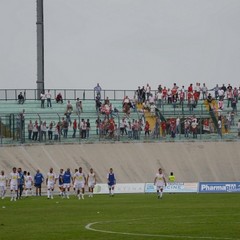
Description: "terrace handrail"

(0, 88), (216, 101)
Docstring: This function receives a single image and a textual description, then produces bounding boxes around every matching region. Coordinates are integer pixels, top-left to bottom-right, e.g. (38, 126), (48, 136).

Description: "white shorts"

(75, 182), (85, 190)
(63, 183), (71, 189)
(88, 182), (95, 188)
(59, 184), (64, 188)
(25, 182), (32, 189)
(156, 184), (164, 191)
(47, 182), (55, 190)
(10, 184), (18, 191)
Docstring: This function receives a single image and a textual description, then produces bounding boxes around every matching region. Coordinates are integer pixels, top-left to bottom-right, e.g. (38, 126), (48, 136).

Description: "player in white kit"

(0, 170), (7, 199)
(154, 168), (167, 199)
(9, 167), (18, 201)
(87, 168), (96, 197)
(73, 167), (86, 200)
(46, 167), (56, 199)
(24, 172), (33, 197)
(73, 168), (78, 195)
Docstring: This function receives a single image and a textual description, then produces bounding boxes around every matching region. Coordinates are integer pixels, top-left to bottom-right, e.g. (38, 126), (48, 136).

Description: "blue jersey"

(108, 173), (116, 186)
(63, 171), (71, 184)
(59, 173), (64, 185)
(18, 172), (24, 185)
(34, 173), (44, 185)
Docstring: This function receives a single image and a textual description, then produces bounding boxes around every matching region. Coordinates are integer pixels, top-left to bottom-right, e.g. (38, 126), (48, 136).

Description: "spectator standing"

(95, 117), (100, 135)
(184, 118), (190, 138)
(144, 121), (150, 137)
(66, 100), (73, 113)
(40, 91), (45, 108)
(146, 83), (151, 100)
(48, 121), (53, 140)
(179, 90), (185, 106)
(80, 119), (87, 139)
(141, 86), (146, 103)
(27, 120), (33, 140)
(162, 87), (167, 103)
(63, 118), (69, 138)
(54, 123), (60, 140)
(153, 118), (161, 139)
(41, 121), (47, 141)
(233, 87), (238, 103)
(227, 88), (233, 108)
(32, 120), (39, 141)
(126, 121), (133, 139)
(201, 83), (208, 100)
(161, 121), (166, 138)
(191, 117), (198, 139)
(46, 90), (52, 108)
(95, 95), (102, 112)
(213, 84), (219, 99)
(156, 90), (162, 108)
(94, 83), (102, 99)
(76, 98), (83, 115)
(86, 119), (90, 138)
(65, 110), (72, 127)
(72, 119), (77, 138)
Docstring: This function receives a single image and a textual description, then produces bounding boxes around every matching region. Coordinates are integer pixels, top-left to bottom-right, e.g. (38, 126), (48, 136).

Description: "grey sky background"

(0, 0), (240, 91)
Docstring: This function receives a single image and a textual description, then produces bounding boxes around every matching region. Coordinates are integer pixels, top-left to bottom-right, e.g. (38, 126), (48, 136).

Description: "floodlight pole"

(36, 0), (45, 99)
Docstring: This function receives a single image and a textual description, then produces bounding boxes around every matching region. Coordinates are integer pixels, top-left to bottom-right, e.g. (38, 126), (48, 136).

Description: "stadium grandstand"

(0, 83), (239, 145)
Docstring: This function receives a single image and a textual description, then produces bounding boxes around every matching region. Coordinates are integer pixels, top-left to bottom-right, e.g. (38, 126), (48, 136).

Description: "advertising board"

(145, 182), (198, 193)
(198, 182), (240, 193)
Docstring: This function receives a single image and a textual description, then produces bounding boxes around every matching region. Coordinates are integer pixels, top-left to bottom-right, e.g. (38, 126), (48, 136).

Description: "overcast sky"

(0, 0), (240, 90)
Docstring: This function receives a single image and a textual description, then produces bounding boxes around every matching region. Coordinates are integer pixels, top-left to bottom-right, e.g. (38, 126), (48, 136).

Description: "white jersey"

(9, 172), (18, 186)
(25, 175), (33, 188)
(47, 172), (56, 184)
(155, 173), (165, 187)
(87, 172), (96, 187)
(0, 175), (7, 187)
(74, 172), (86, 184)
(88, 172), (95, 183)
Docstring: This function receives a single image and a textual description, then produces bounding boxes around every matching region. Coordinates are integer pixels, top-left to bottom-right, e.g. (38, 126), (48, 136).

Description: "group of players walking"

(0, 166), (174, 201)
(0, 167), (116, 201)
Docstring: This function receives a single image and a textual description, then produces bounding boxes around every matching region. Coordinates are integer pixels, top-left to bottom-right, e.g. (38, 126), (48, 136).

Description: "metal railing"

(0, 89), (137, 101)
(0, 109), (239, 146)
(0, 88), (218, 101)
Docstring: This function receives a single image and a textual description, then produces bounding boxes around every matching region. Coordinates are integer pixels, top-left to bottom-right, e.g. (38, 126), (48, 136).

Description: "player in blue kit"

(34, 169), (44, 196)
(107, 168), (116, 196)
(58, 169), (64, 196)
(62, 168), (73, 199)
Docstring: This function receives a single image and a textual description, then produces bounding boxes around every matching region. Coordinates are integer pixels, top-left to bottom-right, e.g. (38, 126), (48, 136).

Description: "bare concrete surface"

(0, 142), (239, 183)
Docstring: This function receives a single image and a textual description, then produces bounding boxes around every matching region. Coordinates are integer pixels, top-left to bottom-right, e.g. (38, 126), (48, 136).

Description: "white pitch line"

(85, 221), (240, 240)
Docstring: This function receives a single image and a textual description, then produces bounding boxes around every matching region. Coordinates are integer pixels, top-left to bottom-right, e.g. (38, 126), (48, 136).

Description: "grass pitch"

(0, 193), (239, 240)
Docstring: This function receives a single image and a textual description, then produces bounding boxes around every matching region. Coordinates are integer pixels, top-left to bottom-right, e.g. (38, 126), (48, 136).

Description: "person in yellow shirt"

(168, 172), (175, 183)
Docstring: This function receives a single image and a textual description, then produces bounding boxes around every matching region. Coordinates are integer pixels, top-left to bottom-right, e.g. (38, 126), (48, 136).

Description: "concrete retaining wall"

(0, 142), (239, 182)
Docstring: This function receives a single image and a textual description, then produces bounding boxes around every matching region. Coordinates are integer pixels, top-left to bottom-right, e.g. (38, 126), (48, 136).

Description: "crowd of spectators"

(14, 82), (240, 142)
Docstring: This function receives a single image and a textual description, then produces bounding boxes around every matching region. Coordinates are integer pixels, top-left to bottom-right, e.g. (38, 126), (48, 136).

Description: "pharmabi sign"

(198, 182), (240, 193)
